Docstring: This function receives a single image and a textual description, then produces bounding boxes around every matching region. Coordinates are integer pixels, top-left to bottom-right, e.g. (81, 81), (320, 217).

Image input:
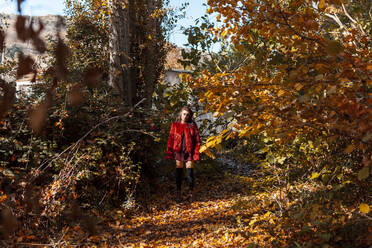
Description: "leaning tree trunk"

(109, 0), (134, 107)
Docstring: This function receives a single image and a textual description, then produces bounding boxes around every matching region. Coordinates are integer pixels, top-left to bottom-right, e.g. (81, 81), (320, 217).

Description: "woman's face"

(180, 110), (191, 123)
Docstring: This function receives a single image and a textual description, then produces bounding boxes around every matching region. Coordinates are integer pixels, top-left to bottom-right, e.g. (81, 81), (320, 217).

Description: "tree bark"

(109, 0), (133, 106)
(143, 0), (157, 109)
(109, 0), (165, 109)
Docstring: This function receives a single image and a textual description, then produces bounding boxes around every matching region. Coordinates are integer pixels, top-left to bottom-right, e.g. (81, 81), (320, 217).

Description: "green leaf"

(357, 166), (369, 180)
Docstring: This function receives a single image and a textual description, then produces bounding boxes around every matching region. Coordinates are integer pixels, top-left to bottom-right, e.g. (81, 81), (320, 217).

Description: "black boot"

(176, 168), (183, 202)
(186, 168), (194, 200)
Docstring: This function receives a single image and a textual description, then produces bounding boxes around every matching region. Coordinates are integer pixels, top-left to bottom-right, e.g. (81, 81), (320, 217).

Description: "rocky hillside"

(0, 13), (66, 62)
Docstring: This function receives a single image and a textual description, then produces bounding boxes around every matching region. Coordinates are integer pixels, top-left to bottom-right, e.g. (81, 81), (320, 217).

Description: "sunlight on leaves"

(359, 203), (370, 214)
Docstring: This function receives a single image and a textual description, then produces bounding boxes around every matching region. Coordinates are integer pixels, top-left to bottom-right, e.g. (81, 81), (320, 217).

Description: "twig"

(341, 3), (367, 36)
(119, 129), (157, 138)
(341, 4), (357, 24)
(325, 13), (347, 31)
(271, 10), (325, 47)
(117, 236), (126, 248)
(323, 12), (357, 48)
(54, 227), (69, 248)
(231, 56), (249, 72)
(356, 211), (372, 221)
(264, 188), (284, 216)
(98, 190), (108, 206)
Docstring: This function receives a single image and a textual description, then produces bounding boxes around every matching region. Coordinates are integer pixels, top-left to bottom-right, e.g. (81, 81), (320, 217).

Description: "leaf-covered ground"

(3, 161), (371, 247)
(58, 170), (257, 248)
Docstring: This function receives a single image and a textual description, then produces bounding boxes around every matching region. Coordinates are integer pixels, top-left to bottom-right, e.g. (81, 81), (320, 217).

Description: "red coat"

(166, 122), (201, 161)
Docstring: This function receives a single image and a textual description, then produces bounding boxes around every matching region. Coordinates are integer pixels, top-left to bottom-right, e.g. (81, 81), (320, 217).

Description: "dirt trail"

(61, 167), (256, 248)
(112, 174), (251, 247)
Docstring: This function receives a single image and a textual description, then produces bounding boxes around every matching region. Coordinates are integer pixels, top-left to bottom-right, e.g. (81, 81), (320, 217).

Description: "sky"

(0, 0), (212, 48)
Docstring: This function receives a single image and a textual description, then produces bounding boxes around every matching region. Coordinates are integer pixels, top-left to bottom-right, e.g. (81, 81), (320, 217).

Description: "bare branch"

(324, 13), (346, 30)
(342, 4), (357, 24)
(119, 129), (157, 138)
(341, 3), (366, 35)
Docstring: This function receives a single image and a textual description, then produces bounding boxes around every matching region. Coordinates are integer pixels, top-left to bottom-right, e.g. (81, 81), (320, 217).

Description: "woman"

(166, 106), (201, 201)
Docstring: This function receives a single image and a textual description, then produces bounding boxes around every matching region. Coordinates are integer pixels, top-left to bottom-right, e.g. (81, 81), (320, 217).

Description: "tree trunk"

(109, 0), (133, 106)
(143, 0), (157, 109)
(109, 0), (165, 109)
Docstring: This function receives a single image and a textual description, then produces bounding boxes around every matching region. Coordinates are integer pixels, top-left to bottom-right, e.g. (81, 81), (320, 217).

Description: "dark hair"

(176, 106), (194, 123)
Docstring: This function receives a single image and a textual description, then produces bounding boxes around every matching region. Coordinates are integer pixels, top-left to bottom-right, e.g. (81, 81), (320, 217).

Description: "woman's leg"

(176, 160), (184, 168)
(175, 161), (184, 200)
(185, 160), (194, 169)
(185, 161), (194, 195)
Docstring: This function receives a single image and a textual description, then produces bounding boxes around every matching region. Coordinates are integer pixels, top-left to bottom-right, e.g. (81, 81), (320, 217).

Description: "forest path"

(112, 170), (253, 247)
(61, 162), (267, 248)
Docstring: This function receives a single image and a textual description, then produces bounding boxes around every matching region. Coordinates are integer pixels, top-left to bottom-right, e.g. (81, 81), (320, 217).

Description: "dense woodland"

(0, 0), (371, 247)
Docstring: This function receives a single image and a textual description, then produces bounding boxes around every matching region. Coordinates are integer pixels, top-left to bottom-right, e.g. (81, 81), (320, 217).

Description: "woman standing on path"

(166, 106), (201, 201)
